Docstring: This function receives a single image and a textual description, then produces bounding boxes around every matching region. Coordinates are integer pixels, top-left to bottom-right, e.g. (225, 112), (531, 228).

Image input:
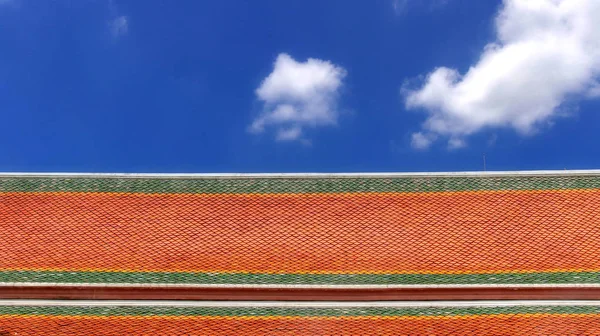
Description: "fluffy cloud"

(250, 53), (346, 141)
(405, 0), (600, 149)
(411, 132), (435, 150)
(109, 15), (128, 37)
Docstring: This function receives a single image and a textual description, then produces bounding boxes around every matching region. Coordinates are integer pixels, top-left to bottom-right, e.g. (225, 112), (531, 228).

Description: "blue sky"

(1, 0), (600, 173)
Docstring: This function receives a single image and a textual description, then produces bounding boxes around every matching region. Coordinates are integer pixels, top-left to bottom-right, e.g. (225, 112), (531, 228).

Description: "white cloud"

(109, 15), (128, 37)
(411, 132), (435, 150)
(250, 53), (346, 141)
(404, 0), (600, 149)
(448, 137), (466, 150)
(589, 82), (600, 98)
(276, 126), (302, 141)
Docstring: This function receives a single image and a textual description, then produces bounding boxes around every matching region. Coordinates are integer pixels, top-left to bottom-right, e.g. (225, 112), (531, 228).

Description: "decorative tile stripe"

(1, 305), (600, 317)
(1, 270), (598, 285)
(1, 175), (600, 194)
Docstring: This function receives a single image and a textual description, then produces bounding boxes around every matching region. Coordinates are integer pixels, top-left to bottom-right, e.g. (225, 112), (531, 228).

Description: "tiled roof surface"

(1, 172), (599, 286)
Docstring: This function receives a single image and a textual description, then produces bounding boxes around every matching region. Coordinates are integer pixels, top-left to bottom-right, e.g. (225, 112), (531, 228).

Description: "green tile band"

(0, 305), (599, 317)
(1, 270), (598, 285)
(1, 175), (600, 194)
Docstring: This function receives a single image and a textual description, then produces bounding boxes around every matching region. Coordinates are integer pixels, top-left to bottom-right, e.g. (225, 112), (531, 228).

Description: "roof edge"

(0, 170), (598, 179)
